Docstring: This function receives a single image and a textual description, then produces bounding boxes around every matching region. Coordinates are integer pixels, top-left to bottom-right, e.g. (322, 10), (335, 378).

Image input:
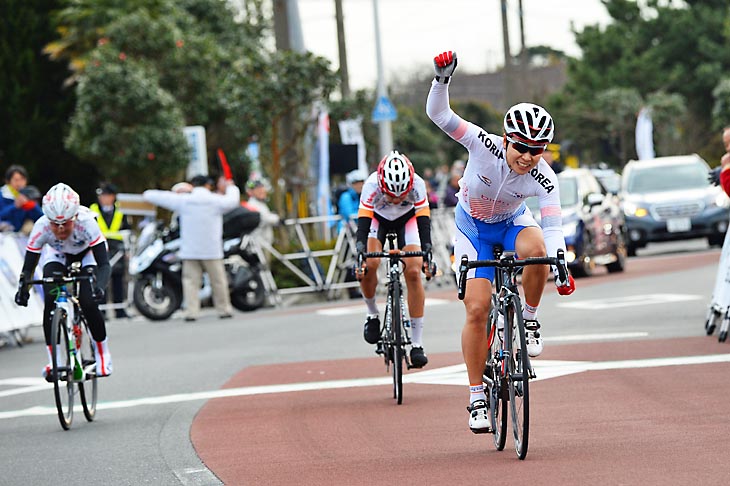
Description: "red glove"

(556, 274), (576, 296)
(433, 51), (458, 82)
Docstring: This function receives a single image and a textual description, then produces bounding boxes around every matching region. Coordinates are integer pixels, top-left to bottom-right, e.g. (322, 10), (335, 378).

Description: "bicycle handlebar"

(361, 250), (429, 260)
(457, 249), (568, 300)
(26, 274), (95, 286)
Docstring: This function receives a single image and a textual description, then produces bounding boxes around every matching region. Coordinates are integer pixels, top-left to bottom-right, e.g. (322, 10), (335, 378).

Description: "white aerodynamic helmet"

(42, 183), (80, 223)
(377, 150), (414, 198)
(503, 102), (554, 144)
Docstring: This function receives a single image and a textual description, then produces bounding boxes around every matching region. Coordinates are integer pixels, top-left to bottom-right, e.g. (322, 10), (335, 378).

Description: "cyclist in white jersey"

(426, 51), (575, 433)
(14, 183), (113, 379)
(354, 151), (435, 368)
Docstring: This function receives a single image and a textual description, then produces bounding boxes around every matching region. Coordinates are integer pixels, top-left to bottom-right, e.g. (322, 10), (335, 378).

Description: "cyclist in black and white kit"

(15, 183), (113, 379)
(427, 51), (575, 433)
(355, 151), (435, 368)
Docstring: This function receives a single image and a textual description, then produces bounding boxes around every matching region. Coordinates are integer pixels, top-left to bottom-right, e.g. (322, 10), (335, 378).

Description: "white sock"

(364, 296), (379, 316)
(469, 384), (486, 404)
(410, 316), (424, 347)
(523, 302), (538, 321)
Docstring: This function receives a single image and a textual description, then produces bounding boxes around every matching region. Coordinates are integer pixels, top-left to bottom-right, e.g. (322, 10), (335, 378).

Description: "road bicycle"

(360, 233), (430, 405)
(457, 246), (568, 459)
(28, 262), (99, 430)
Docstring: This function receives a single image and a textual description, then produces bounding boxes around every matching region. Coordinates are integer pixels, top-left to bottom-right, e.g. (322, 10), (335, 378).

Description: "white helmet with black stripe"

(503, 102), (554, 144)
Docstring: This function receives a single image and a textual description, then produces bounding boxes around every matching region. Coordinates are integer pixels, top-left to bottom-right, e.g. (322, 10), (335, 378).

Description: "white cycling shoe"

(93, 339), (113, 377)
(525, 319), (543, 357)
(467, 399), (492, 434)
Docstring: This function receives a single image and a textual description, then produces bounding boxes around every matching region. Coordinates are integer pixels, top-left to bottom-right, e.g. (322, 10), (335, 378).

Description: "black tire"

(706, 309), (721, 336)
(391, 283), (404, 405)
(627, 242), (638, 257)
(708, 234), (724, 248)
(132, 275), (181, 320)
(506, 296), (530, 460)
(51, 309), (74, 430)
(78, 319), (97, 422)
(606, 232), (627, 273)
(485, 308), (507, 451)
(719, 330), (728, 343)
(230, 274), (266, 312)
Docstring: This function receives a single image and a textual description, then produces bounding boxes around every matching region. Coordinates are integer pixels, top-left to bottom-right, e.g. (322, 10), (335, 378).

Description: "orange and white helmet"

(377, 150), (414, 198)
(42, 183), (80, 223)
(503, 102), (554, 144)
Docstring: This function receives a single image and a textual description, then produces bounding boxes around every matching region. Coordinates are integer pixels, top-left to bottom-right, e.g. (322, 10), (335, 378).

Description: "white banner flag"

(635, 107), (655, 160)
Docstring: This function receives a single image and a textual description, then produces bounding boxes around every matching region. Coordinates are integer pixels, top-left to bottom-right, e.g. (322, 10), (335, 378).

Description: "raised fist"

(433, 51), (458, 83)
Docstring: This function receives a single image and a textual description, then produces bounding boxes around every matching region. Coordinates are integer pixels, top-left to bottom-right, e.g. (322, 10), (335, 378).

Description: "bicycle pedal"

(470, 426), (494, 435)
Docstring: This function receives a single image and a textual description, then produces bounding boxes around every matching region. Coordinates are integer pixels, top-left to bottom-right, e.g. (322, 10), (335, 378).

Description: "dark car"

(527, 168), (627, 277)
(620, 155), (730, 255)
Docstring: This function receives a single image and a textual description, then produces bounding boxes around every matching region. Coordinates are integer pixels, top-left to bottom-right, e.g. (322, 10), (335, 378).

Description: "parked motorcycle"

(129, 209), (266, 320)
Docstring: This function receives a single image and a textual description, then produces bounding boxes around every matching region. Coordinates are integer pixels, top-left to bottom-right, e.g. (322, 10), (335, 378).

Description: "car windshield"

(626, 162), (708, 193)
(558, 177), (579, 206)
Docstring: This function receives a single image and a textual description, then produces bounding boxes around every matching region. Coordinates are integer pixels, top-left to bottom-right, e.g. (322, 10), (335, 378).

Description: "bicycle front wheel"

(506, 296), (530, 459)
(78, 319), (97, 422)
(391, 284), (404, 405)
(50, 309), (74, 430)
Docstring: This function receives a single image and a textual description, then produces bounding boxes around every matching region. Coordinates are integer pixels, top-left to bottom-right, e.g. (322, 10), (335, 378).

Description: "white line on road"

(317, 298), (450, 316)
(3, 351), (730, 421)
(556, 293), (703, 310)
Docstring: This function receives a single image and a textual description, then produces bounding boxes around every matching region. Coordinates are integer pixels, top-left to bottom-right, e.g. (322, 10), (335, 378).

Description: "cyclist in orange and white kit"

(426, 51), (575, 433)
(14, 183), (113, 379)
(355, 151), (435, 369)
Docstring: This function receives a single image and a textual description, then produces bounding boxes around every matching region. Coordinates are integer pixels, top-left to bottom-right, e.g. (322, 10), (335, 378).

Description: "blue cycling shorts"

(453, 204), (539, 281)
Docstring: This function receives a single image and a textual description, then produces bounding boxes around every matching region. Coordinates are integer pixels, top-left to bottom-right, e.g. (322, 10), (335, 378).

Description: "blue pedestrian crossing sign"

(372, 95), (398, 122)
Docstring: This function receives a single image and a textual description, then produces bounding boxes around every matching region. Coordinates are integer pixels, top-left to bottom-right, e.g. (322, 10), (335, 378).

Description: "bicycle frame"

(362, 233), (427, 404)
(28, 264), (98, 430)
(457, 247), (567, 459)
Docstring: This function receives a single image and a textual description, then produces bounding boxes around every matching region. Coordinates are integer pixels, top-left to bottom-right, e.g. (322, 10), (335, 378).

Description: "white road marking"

(316, 298), (450, 316)
(556, 293), (703, 310)
(0, 378), (51, 398)
(545, 332), (649, 342)
(3, 351), (730, 421)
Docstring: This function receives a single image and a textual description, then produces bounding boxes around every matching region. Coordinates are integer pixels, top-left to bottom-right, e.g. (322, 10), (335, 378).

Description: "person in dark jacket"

(90, 183), (132, 319)
(0, 165), (43, 232)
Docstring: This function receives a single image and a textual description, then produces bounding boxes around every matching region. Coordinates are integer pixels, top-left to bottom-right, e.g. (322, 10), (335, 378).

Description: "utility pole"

(335, 0), (350, 98)
(372, 0), (393, 157)
(500, 0), (514, 108)
(517, 0), (529, 99)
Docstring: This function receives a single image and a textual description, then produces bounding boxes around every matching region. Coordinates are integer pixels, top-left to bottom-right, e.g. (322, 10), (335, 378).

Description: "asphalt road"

(0, 238), (722, 485)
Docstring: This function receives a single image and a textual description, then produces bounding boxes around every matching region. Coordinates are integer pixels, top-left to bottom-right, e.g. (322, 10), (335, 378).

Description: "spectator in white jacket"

(143, 175), (240, 321)
(245, 179), (280, 248)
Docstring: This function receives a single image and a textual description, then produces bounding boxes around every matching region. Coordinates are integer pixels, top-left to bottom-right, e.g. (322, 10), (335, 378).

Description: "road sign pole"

(372, 0), (393, 157)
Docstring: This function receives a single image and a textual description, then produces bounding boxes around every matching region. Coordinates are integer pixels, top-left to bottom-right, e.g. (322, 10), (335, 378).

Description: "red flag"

(217, 148), (233, 180)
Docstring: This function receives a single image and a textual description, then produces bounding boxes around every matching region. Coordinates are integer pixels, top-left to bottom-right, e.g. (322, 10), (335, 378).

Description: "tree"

(0, 0), (93, 197)
(223, 49), (338, 215)
(65, 48), (189, 190)
(553, 0), (730, 165)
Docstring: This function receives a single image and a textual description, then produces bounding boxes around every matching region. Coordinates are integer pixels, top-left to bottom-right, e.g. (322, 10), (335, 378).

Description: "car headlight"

(714, 192), (730, 208)
(623, 202), (648, 217)
(563, 220), (579, 237)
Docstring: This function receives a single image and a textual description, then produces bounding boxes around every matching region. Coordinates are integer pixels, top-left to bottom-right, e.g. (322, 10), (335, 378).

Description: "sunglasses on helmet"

(506, 136), (547, 156)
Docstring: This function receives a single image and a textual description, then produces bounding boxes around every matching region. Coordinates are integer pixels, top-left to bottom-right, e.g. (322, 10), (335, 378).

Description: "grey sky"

(298, 0), (612, 91)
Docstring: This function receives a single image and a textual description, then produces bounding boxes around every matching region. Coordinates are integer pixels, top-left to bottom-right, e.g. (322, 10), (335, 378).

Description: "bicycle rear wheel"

(485, 310), (507, 451)
(506, 296), (530, 459)
(391, 284), (404, 405)
(50, 309), (74, 430)
(78, 319), (97, 422)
